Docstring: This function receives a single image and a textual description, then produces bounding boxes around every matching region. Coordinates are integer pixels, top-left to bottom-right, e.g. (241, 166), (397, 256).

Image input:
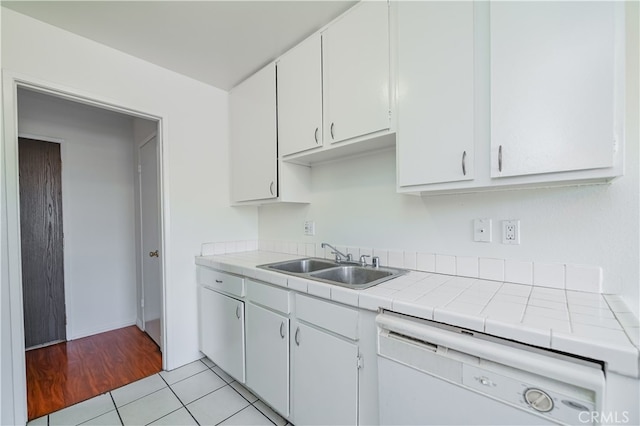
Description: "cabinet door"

(245, 303), (289, 416)
(397, 1), (474, 186)
(230, 63), (277, 201)
(198, 287), (245, 383)
(278, 34), (323, 156)
(291, 321), (358, 425)
(323, 1), (390, 144)
(490, 2), (617, 178)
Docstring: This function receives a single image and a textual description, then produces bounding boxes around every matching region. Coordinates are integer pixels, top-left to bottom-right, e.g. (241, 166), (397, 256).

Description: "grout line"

(214, 405), (273, 426)
(158, 373), (201, 426)
(109, 393), (125, 426)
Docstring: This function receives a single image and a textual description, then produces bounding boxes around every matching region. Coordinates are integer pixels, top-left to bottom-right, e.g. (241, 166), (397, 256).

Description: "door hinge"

(357, 355), (364, 369)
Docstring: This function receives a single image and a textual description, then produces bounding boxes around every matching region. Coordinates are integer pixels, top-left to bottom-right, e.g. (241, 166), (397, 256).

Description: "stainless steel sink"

(257, 258), (407, 289)
(310, 266), (394, 288)
(262, 258), (338, 274)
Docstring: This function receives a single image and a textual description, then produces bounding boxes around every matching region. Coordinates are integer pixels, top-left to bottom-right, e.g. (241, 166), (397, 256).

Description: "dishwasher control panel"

(463, 364), (596, 425)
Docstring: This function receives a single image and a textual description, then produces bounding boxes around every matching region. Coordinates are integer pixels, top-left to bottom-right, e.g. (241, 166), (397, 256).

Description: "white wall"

(1, 8), (259, 424)
(18, 88), (138, 339)
(259, 4), (640, 318)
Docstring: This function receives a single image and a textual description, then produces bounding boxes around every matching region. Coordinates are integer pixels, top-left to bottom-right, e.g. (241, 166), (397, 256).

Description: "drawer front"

(295, 293), (358, 340)
(247, 279), (291, 314)
(197, 266), (245, 297)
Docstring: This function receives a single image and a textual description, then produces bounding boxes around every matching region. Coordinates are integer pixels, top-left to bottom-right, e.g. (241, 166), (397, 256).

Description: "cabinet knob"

(280, 322), (286, 339)
(235, 305), (241, 319)
(498, 145), (503, 172)
(462, 151), (467, 176)
(314, 127), (319, 144)
(295, 327), (301, 346)
(330, 122), (335, 140)
(269, 181), (275, 196)
(149, 250), (159, 258)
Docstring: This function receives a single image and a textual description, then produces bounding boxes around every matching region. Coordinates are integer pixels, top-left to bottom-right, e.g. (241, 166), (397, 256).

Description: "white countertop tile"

(195, 251), (640, 378)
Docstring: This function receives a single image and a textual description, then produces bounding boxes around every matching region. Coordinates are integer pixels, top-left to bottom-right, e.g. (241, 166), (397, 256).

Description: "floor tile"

(171, 369), (227, 404)
(111, 374), (167, 407)
(160, 360), (209, 385)
(118, 388), (182, 425)
(212, 365), (234, 383)
(27, 415), (47, 425)
(80, 409), (122, 425)
(230, 381), (259, 403)
(148, 407), (198, 426)
(254, 401), (287, 426)
(219, 405), (272, 425)
(49, 394), (115, 426)
(187, 386), (250, 425)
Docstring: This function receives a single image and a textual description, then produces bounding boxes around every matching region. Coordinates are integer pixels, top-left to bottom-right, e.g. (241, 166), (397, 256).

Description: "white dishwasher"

(376, 311), (605, 425)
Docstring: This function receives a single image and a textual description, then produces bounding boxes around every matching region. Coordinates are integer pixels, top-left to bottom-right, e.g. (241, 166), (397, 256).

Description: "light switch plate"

(473, 219), (492, 243)
(304, 221), (315, 236)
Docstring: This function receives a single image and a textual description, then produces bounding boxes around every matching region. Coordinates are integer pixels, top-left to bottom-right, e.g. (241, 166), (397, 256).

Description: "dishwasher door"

(379, 356), (551, 425)
(376, 312), (604, 426)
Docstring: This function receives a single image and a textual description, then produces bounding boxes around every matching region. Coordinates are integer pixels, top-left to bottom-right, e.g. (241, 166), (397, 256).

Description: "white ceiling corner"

(2, 0), (357, 90)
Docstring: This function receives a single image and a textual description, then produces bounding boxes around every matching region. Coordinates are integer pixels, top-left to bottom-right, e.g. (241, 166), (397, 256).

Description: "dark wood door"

(19, 138), (66, 349)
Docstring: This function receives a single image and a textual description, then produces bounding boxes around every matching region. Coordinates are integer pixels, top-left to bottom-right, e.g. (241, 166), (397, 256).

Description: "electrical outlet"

(304, 221), (315, 236)
(473, 218), (492, 242)
(502, 220), (520, 245)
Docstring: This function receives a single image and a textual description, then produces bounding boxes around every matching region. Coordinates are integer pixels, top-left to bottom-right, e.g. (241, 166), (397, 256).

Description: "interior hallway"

(26, 326), (161, 420)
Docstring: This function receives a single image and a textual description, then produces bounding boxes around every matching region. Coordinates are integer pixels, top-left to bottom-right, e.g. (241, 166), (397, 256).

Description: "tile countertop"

(195, 251), (640, 378)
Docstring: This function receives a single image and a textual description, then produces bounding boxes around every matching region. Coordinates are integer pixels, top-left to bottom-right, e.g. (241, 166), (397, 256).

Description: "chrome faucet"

(321, 242), (352, 263)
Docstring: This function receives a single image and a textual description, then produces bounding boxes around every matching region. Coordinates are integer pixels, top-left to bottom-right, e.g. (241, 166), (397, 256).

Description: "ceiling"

(2, 0), (356, 91)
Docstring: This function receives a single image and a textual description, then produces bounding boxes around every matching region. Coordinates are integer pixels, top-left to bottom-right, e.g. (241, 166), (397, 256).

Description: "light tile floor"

(29, 358), (290, 426)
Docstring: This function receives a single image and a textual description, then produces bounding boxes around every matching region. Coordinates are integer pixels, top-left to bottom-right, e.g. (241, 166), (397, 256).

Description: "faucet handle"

(359, 255), (370, 266)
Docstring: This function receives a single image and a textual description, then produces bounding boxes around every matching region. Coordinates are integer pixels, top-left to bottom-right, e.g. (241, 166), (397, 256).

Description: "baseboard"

(68, 318), (137, 341)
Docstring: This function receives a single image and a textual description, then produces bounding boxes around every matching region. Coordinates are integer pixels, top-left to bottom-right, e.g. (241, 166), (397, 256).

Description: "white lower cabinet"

(291, 320), (359, 425)
(198, 285), (245, 383)
(245, 302), (290, 416)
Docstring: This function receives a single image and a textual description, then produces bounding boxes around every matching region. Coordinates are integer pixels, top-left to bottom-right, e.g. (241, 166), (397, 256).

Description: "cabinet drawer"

(295, 294), (358, 340)
(247, 279), (291, 314)
(197, 266), (245, 297)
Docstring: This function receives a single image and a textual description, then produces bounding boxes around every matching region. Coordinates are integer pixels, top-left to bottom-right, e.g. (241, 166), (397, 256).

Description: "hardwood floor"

(26, 325), (162, 420)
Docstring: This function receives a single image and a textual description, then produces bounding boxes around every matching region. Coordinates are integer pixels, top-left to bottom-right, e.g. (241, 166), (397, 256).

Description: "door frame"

(2, 71), (170, 424)
(16, 134), (71, 346)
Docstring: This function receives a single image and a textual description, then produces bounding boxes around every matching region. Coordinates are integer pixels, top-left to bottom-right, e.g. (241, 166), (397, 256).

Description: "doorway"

(8, 84), (167, 421)
(18, 137), (66, 349)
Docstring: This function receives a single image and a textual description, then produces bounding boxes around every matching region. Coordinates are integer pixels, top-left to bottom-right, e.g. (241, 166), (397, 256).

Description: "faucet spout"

(321, 242), (352, 263)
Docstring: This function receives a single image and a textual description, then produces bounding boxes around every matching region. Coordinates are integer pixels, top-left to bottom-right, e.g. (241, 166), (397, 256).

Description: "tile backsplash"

(200, 239), (604, 294)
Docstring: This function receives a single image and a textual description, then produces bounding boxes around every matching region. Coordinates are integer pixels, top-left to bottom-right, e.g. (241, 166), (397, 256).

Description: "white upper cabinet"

(277, 34), (323, 156)
(396, 1), (475, 187)
(230, 63), (277, 202)
(323, 0), (391, 145)
(490, 2), (618, 178)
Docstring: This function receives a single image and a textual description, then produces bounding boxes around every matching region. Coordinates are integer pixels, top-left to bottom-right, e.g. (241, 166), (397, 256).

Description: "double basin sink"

(257, 258), (407, 290)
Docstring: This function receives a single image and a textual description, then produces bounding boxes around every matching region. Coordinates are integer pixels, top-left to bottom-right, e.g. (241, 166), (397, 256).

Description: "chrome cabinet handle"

(498, 145), (503, 172)
(330, 122), (335, 140)
(235, 305), (241, 319)
(269, 181), (275, 196)
(149, 250), (159, 257)
(295, 327), (300, 346)
(280, 322), (285, 339)
(215, 279), (223, 283)
(314, 127), (319, 144)
(462, 151), (467, 176)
